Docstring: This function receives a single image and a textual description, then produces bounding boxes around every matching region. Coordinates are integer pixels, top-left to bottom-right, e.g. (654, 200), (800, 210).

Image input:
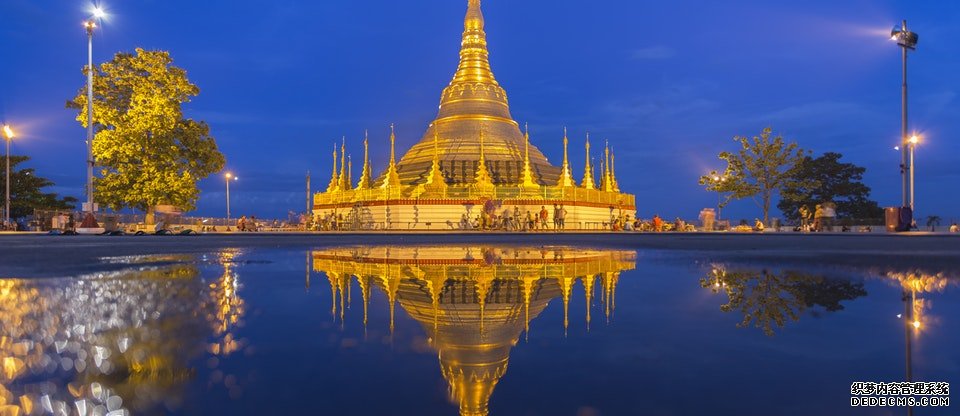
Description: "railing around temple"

(314, 186), (636, 207)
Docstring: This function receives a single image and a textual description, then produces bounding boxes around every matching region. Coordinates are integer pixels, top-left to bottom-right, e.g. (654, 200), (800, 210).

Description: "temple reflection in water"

(312, 246), (636, 416)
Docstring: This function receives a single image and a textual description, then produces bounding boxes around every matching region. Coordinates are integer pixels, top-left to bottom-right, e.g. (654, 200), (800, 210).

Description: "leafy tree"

(778, 152), (883, 222)
(1, 155), (77, 219)
(67, 48), (225, 223)
(700, 127), (806, 225)
(926, 215), (941, 232)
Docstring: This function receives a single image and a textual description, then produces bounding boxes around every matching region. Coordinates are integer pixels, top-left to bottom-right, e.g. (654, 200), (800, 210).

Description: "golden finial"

(357, 130), (372, 189)
(327, 143), (340, 192)
(602, 140), (613, 192)
(338, 137), (348, 190)
(474, 125), (494, 189)
(611, 146), (620, 192)
(424, 127), (448, 190)
(381, 124), (401, 189)
(557, 127), (576, 187)
(520, 123), (537, 188)
(582, 133), (595, 190)
(583, 274), (595, 331)
(347, 154), (353, 189)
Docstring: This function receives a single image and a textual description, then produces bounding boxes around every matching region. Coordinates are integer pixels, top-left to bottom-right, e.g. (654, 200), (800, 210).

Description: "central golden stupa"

(313, 0), (636, 230)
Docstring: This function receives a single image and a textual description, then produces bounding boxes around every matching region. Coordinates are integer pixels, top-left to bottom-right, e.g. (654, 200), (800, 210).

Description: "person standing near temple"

(539, 205), (549, 230)
(558, 204), (568, 230)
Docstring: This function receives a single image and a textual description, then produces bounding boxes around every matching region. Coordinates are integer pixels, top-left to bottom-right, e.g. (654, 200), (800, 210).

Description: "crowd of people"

(459, 204), (568, 231)
(796, 202), (837, 232)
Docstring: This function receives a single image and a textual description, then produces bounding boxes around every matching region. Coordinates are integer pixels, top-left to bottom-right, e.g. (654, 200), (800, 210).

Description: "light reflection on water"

(0, 251), (247, 415)
(0, 245), (956, 415)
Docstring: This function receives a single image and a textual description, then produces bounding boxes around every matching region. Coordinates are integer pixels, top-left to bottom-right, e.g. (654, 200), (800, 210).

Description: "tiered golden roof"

(312, 246), (636, 416)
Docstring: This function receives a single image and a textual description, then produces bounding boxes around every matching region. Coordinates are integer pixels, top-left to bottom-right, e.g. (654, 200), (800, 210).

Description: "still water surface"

(1, 245), (956, 415)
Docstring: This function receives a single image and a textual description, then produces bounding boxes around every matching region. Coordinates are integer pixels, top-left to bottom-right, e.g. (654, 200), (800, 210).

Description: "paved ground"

(1, 232), (958, 278)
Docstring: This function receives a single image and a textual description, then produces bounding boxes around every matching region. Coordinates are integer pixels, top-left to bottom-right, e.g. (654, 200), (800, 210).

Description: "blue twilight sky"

(1, 0), (958, 221)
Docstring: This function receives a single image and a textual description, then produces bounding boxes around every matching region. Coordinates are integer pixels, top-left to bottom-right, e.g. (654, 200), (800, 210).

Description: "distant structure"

(313, 0), (635, 229)
(313, 245), (636, 416)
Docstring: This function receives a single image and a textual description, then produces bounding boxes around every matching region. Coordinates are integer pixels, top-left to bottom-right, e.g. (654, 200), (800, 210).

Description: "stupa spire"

(357, 130), (373, 189)
(473, 127), (494, 189)
(557, 127), (576, 187)
(425, 128), (448, 190)
(381, 124), (401, 189)
(582, 133), (596, 190)
(520, 123), (537, 188)
(610, 146), (620, 192)
(601, 140), (612, 192)
(451, 0), (499, 87)
(327, 143), (340, 192)
(338, 137), (349, 190)
(347, 154), (353, 189)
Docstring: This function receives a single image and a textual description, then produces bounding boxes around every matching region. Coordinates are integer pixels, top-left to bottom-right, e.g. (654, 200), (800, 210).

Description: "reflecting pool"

(1, 245), (956, 415)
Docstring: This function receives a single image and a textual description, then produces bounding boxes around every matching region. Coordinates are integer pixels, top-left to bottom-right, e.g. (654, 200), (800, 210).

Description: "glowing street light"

(225, 172), (238, 223)
(711, 174), (727, 221)
(2, 124), (14, 228)
(891, 20), (919, 226)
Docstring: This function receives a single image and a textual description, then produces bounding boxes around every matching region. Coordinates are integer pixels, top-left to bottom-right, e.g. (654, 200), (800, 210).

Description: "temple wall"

(313, 200), (636, 231)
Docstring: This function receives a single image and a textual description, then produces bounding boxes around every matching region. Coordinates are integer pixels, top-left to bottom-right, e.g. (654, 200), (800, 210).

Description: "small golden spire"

(582, 133), (595, 190)
(359, 275), (371, 329)
(338, 137), (348, 190)
(425, 128), (447, 190)
(601, 140), (612, 192)
(583, 274), (595, 332)
(520, 123), (537, 188)
(557, 127), (576, 187)
(473, 126), (494, 189)
(381, 124), (401, 189)
(357, 130), (373, 189)
(611, 146), (620, 192)
(327, 143), (340, 192)
(347, 154), (353, 189)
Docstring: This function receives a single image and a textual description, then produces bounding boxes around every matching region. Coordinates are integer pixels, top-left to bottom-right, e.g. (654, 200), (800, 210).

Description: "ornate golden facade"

(312, 246), (636, 416)
(313, 0), (636, 230)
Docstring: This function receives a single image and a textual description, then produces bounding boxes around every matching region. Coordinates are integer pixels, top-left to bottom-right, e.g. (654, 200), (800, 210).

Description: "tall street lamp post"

(225, 173), (238, 224)
(83, 7), (105, 216)
(2, 124), (14, 228)
(908, 135), (919, 213)
(891, 20), (918, 225)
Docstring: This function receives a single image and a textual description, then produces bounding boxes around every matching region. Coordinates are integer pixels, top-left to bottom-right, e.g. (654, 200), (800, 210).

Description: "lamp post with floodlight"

(2, 124), (14, 228)
(908, 135), (919, 213)
(83, 7), (105, 217)
(891, 20), (918, 225)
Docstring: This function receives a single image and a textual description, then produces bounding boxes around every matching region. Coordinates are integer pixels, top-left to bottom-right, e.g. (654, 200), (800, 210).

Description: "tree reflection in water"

(701, 266), (867, 336)
(0, 250), (247, 415)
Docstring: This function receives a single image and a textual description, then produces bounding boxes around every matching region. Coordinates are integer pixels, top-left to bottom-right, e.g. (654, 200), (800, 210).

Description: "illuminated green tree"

(67, 48), (225, 223)
(700, 127), (806, 225)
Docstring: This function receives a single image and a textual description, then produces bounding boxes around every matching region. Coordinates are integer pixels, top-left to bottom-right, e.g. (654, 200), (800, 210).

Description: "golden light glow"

(908, 135), (920, 145)
(1, 124), (13, 140)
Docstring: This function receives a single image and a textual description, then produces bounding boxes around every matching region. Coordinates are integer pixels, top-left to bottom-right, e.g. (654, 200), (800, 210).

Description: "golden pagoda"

(312, 245), (636, 416)
(313, 0), (636, 230)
